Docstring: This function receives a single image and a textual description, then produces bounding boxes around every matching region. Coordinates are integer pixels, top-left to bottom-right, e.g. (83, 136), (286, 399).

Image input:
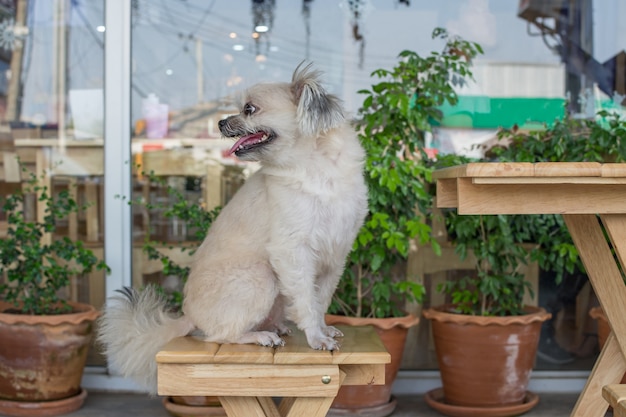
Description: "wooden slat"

(157, 363), (340, 397)
(274, 329), (332, 365)
(455, 181), (626, 215)
(156, 336), (220, 364)
(213, 343), (275, 364)
(436, 178), (458, 208)
(566, 214), (626, 417)
(47, 147), (104, 176)
(465, 162), (535, 177)
(473, 177), (626, 185)
(331, 326), (390, 365)
(219, 396), (274, 417)
(256, 397), (282, 417)
(567, 215), (626, 355)
(281, 397), (335, 417)
(571, 333), (626, 416)
(431, 165), (468, 180)
(603, 214), (626, 280)
(603, 163), (626, 178)
(85, 180), (99, 241)
(433, 162), (622, 181)
(534, 162), (601, 177)
(338, 363), (385, 386)
(2, 151), (21, 182)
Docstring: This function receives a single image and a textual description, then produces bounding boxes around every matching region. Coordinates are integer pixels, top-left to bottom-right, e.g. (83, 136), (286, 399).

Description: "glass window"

(0, 0), (105, 365)
(3, 0), (619, 373)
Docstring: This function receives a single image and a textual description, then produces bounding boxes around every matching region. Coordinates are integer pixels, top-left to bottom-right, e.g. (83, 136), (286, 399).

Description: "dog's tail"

(97, 285), (195, 394)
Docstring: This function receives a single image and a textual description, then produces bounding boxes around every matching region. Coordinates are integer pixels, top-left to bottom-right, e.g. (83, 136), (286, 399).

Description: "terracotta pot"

(423, 305), (550, 410)
(589, 306), (626, 384)
(324, 314), (420, 417)
(0, 301), (98, 406)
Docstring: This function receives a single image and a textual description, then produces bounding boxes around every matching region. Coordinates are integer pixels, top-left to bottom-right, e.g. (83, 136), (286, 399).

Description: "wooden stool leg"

(257, 397), (281, 417)
(282, 397), (334, 417)
(219, 396), (269, 417)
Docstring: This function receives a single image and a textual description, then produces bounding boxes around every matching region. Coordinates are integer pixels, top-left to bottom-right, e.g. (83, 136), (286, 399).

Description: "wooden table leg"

(570, 333), (626, 416)
(564, 214), (626, 416)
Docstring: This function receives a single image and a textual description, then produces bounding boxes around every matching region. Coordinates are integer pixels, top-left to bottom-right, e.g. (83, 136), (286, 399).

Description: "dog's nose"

(218, 119), (227, 129)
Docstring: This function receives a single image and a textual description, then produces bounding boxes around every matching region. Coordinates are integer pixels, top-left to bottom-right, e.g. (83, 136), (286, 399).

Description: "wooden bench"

(603, 384), (626, 417)
(156, 325), (391, 417)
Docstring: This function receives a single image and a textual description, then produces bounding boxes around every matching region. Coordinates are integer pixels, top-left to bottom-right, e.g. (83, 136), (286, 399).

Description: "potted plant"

(0, 165), (109, 417)
(422, 190), (552, 416)
(326, 28), (483, 417)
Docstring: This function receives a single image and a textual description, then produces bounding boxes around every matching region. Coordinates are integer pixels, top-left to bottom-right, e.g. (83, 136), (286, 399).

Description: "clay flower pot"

(325, 313), (420, 417)
(0, 301), (98, 417)
(423, 305), (550, 416)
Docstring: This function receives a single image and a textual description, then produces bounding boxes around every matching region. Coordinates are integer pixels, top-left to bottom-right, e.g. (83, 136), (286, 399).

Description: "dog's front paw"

(305, 330), (341, 351)
(310, 336), (341, 351)
(323, 325), (344, 338)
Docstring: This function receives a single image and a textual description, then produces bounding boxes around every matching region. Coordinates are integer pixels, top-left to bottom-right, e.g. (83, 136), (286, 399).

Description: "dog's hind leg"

(257, 294), (292, 336)
(184, 261), (285, 347)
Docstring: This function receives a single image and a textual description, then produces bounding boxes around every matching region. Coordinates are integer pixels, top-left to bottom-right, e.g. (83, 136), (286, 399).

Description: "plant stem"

(356, 263), (363, 318)
(479, 215), (487, 315)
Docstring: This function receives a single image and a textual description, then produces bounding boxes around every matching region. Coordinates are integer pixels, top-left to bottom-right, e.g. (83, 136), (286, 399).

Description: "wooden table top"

(156, 325), (391, 366)
(433, 162), (626, 215)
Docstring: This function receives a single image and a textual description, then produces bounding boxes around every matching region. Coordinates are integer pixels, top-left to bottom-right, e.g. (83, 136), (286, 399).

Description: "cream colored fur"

(97, 64), (368, 393)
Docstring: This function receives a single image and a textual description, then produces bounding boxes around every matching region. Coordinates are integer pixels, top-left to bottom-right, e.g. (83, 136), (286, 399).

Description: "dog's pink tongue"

(228, 133), (265, 155)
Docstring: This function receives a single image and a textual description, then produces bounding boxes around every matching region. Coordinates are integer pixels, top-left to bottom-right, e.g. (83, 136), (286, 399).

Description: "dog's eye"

(243, 103), (256, 116)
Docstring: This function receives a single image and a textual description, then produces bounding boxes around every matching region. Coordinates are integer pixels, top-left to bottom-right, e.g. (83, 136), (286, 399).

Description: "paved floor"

(63, 391), (612, 417)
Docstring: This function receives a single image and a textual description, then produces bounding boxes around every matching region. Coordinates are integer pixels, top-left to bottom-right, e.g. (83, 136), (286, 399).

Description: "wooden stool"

(603, 384), (626, 417)
(156, 325), (391, 417)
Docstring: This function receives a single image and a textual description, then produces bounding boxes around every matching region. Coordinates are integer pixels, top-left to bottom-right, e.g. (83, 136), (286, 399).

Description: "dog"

(97, 63), (368, 393)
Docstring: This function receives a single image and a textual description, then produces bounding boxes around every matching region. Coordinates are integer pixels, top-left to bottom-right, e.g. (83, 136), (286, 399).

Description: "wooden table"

(432, 162), (626, 417)
(156, 325), (390, 417)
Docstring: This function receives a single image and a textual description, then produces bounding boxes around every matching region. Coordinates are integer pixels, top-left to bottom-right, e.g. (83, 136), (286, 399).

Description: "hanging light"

(251, 0), (275, 56)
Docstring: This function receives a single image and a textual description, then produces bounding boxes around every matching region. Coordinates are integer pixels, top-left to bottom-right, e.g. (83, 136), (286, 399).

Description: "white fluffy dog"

(97, 64), (368, 393)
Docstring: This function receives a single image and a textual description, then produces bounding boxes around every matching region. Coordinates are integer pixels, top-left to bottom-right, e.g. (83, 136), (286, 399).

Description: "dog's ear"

(291, 62), (344, 136)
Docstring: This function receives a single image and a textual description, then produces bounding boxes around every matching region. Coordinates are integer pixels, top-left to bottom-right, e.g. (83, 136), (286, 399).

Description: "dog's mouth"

(227, 131), (276, 156)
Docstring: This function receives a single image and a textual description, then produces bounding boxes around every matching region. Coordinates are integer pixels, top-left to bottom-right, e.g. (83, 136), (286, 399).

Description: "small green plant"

(0, 166), (109, 315)
(329, 28), (483, 318)
(440, 212), (533, 316)
(133, 171), (220, 309)
(492, 110), (626, 280)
